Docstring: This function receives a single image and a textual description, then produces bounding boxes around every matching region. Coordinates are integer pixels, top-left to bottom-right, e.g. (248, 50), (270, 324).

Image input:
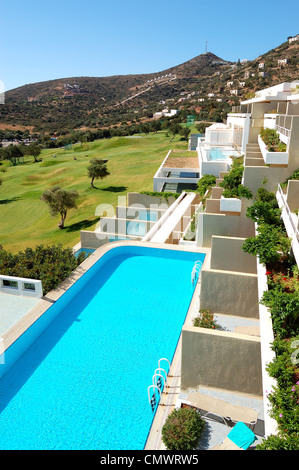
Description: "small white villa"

(288, 34), (299, 43)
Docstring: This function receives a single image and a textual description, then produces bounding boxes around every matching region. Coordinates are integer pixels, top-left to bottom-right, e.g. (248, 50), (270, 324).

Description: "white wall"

(205, 129), (233, 144)
(200, 160), (229, 177)
(0, 275), (43, 299)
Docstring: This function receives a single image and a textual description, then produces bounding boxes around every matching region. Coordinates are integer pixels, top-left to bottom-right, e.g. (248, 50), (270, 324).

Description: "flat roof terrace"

(163, 150), (199, 169)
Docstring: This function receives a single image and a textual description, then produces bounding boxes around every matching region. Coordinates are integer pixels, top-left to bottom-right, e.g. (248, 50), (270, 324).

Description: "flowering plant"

(193, 308), (220, 330)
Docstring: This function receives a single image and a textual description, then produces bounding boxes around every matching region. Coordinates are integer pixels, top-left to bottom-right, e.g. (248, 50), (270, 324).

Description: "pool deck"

(0, 293), (40, 337)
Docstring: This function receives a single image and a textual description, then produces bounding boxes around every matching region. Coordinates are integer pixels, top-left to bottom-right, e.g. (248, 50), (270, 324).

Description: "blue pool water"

(126, 221), (146, 236)
(74, 247), (95, 258)
(208, 148), (239, 161)
(108, 235), (131, 242)
(0, 245), (205, 450)
(137, 210), (157, 222)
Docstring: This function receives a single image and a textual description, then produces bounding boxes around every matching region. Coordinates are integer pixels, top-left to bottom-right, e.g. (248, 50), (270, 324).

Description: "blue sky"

(1, 0), (299, 91)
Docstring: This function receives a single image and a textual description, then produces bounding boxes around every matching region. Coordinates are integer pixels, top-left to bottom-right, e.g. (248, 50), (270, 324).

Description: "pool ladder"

(191, 260), (203, 286)
(147, 358), (171, 412)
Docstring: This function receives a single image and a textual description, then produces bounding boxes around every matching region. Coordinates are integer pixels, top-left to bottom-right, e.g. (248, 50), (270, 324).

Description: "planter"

(220, 196), (242, 213)
(258, 134), (289, 165)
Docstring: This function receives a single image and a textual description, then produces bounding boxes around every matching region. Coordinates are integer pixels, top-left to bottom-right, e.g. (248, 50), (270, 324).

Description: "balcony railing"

(275, 114), (295, 140)
(275, 125), (291, 138)
(277, 184), (299, 244)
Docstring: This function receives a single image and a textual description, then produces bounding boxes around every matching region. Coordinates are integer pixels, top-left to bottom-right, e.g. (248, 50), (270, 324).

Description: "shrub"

(261, 289), (299, 339)
(281, 168), (299, 189)
(139, 191), (180, 200)
(220, 157), (243, 191)
(161, 407), (205, 450)
(222, 184), (253, 200)
(219, 156), (252, 200)
(197, 174), (216, 197)
(193, 308), (220, 329)
(266, 337), (299, 387)
(0, 244), (85, 295)
(256, 187), (277, 203)
(246, 200), (282, 226)
(242, 223), (291, 265)
(260, 128), (286, 152)
(256, 433), (299, 450)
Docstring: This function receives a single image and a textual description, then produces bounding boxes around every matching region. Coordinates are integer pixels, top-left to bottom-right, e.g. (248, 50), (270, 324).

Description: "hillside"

(0, 39), (299, 134)
(0, 52), (232, 133)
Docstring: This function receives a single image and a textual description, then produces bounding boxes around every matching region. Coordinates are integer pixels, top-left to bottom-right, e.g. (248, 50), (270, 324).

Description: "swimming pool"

(208, 147), (240, 161)
(126, 221), (146, 236)
(0, 245), (205, 450)
(137, 210), (157, 222)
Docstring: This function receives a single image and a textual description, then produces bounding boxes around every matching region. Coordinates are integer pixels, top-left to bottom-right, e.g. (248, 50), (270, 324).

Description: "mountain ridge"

(0, 40), (298, 133)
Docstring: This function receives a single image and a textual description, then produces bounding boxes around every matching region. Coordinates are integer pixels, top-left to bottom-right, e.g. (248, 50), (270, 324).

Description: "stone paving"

(0, 293), (39, 336)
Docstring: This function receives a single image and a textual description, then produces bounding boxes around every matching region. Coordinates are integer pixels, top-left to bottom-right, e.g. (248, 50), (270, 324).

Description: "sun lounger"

(211, 421), (257, 450)
(233, 326), (260, 336)
(182, 391), (258, 429)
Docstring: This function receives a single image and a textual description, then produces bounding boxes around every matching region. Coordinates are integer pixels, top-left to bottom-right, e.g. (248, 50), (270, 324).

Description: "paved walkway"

(0, 293), (40, 337)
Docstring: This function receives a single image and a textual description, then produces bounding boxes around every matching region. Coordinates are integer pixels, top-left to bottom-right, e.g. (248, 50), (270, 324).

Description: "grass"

(0, 132), (188, 252)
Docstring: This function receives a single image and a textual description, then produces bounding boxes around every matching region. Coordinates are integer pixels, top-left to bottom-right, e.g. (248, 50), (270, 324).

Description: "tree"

(179, 126), (191, 141)
(26, 142), (42, 162)
(41, 186), (79, 229)
(2, 144), (24, 165)
(87, 158), (109, 188)
(169, 122), (180, 141)
(150, 120), (161, 133)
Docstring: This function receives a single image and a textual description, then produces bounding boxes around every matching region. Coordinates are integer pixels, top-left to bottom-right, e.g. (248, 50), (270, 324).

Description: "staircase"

(244, 142), (266, 167)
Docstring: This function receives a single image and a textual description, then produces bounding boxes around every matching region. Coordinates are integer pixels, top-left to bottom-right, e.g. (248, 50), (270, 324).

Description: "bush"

(193, 308), (220, 329)
(260, 128), (287, 152)
(242, 223), (291, 265)
(222, 184), (253, 200)
(197, 174), (216, 196)
(281, 168), (299, 189)
(256, 187), (277, 203)
(246, 200), (282, 226)
(161, 407), (205, 450)
(0, 244), (85, 295)
(220, 157), (244, 191)
(219, 156), (252, 200)
(261, 289), (299, 339)
(256, 433), (299, 450)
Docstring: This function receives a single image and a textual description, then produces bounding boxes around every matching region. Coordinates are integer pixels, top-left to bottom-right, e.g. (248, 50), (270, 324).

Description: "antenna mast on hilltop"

(205, 41), (207, 53)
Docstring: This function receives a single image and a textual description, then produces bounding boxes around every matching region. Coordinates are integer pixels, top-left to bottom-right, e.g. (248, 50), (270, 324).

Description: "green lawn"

(0, 132), (188, 252)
